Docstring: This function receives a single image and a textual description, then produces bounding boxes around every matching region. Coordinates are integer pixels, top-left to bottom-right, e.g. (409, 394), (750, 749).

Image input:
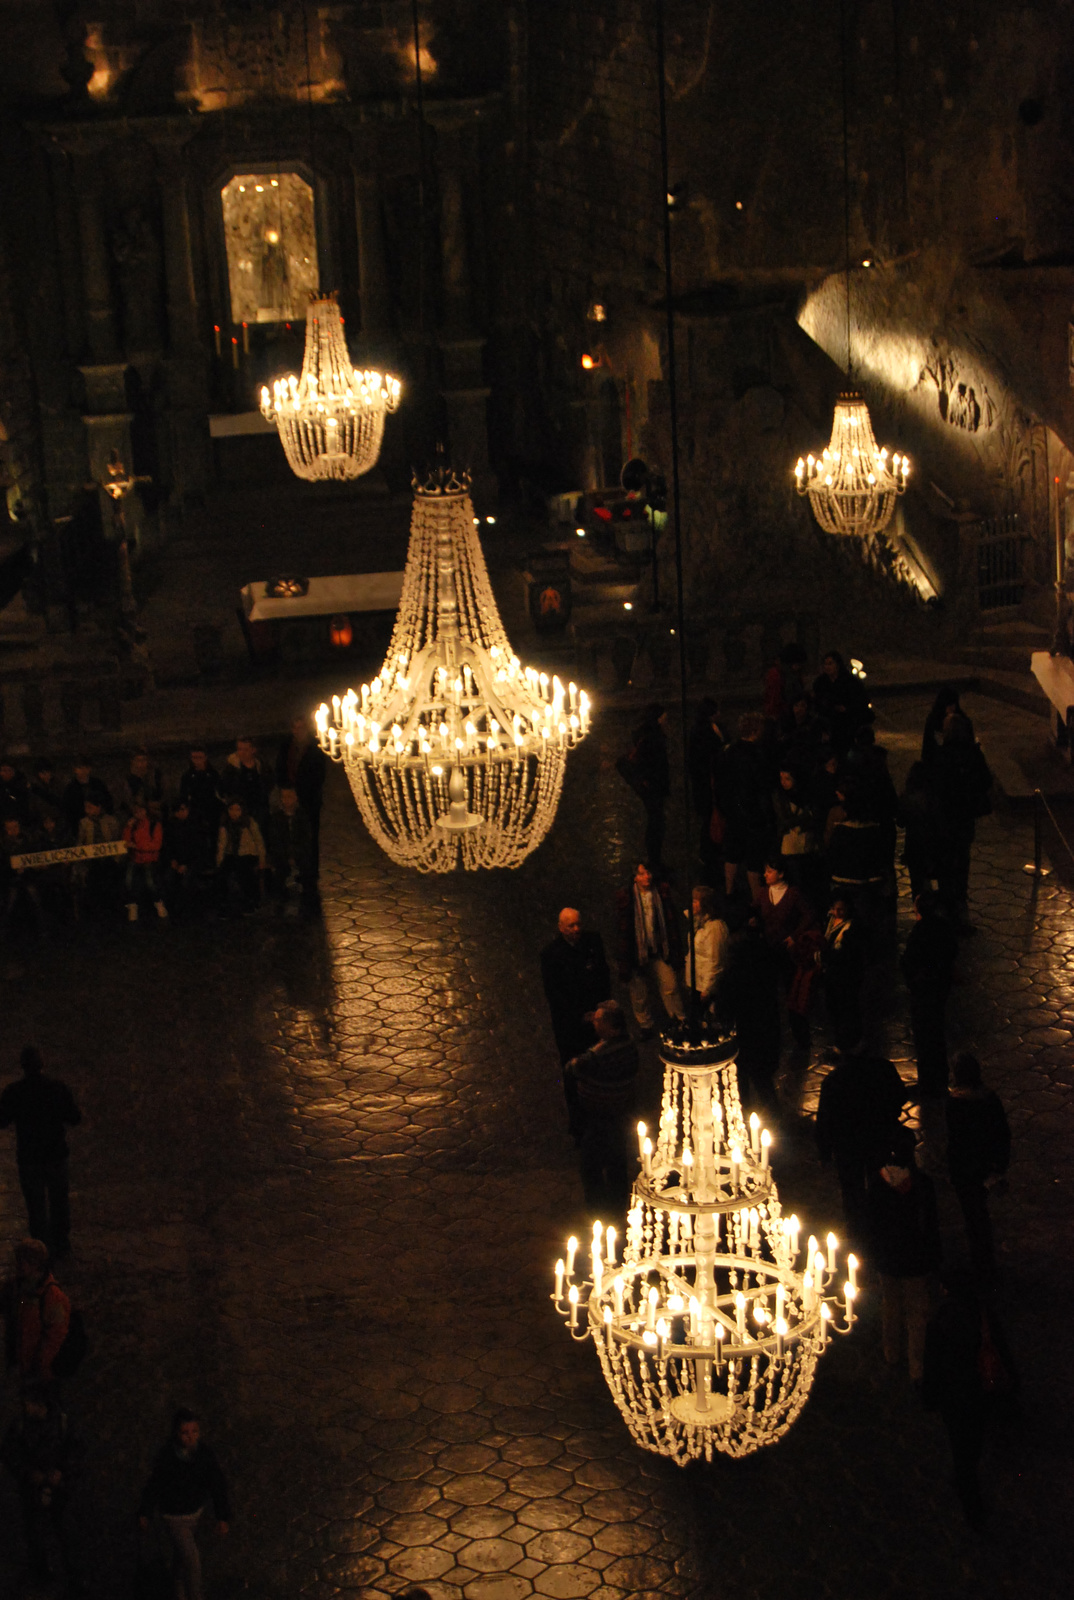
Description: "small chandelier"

(552, 1033), (857, 1462)
(260, 293), (401, 481)
(316, 465), (591, 871)
(795, 392), (909, 541)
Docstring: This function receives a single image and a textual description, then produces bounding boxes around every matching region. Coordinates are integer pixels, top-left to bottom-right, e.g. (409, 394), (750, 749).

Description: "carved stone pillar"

(146, 123), (211, 499)
(354, 168), (392, 343)
(432, 119), (493, 502)
(67, 143), (120, 365)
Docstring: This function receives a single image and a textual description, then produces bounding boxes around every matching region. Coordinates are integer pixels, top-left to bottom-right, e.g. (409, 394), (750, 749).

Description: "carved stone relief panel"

(919, 353), (995, 432)
(221, 172), (318, 325)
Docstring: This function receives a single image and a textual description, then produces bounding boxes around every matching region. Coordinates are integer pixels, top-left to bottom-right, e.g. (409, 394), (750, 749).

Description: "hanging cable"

(412, 0), (427, 343)
(655, 0), (697, 1018)
(840, 0), (852, 380)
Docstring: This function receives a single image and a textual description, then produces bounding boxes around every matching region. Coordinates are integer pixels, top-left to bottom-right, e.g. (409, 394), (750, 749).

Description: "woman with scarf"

(614, 861), (685, 1036)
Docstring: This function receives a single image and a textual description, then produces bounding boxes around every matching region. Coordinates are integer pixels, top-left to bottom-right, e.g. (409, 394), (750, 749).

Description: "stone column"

(431, 117), (494, 503)
(354, 168), (392, 343)
(67, 142), (120, 365)
(145, 123), (211, 500)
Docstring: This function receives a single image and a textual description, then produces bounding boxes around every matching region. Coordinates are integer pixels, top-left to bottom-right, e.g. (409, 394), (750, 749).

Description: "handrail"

(1024, 787), (1074, 878)
(1036, 789), (1074, 866)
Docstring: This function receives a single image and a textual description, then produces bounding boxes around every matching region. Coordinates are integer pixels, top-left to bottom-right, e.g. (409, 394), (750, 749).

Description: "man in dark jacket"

(946, 1052), (1011, 1274)
(0, 758), (32, 823)
(901, 890), (959, 1098)
(565, 1001), (639, 1214)
(815, 1044), (907, 1245)
(276, 716), (327, 876)
(615, 862), (684, 1036)
(867, 1125), (941, 1383)
(932, 712), (992, 933)
(139, 1408), (231, 1600)
(266, 788), (316, 912)
(179, 748), (222, 844)
(541, 908), (611, 1138)
(0, 1048), (81, 1257)
(617, 704), (671, 871)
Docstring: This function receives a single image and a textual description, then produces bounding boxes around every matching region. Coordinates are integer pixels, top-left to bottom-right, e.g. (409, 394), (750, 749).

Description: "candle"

(775, 1316), (787, 1359)
(735, 1292), (746, 1341)
(845, 1282), (856, 1316)
(749, 1208), (760, 1250)
(214, 325), (222, 356)
(714, 1321), (725, 1369)
(242, 321), (249, 354)
(749, 1112), (760, 1158)
(637, 1120), (647, 1157)
(566, 1236), (578, 1277)
(555, 1260), (564, 1301)
(647, 1287), (658, 1331)
(776, 1285), (786, 1326)
(593, 1220), (603, 1251)
(760, 1129), (771, 1169)
(605, 1226), (617, 1266)
(731, 1146), (741, 1194)
(803, 1271), (815, 1311)
(789, 1215), (800, 1259)
(819, 1302), (831, 1346)
(807, 1235), (818, 1275)
(569, 1285), (579, 1330)
(827, 1232), (838, 1274)
(847, 1253), (858, 1293)
(592, 1255), (603, 1296)
(814, 1250), (826, 1290)
(643, 1137), (653, 1178)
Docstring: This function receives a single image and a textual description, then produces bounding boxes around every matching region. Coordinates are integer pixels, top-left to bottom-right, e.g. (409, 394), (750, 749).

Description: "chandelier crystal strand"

(794, 392), (909, 541)
(316, 466), (590, 871)
(260, 293), (401, 481)
(553, 1034), (857, 1463)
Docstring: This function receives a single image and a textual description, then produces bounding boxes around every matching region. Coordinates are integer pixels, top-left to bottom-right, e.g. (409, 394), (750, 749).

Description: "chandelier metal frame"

(316, 466), (591, 871)
(553, 1034), (857, 1463)
(260, 292), (401, 481)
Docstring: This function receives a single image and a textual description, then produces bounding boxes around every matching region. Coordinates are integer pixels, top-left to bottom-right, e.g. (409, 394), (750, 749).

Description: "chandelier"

(795, 392), (909, 541)
(315, 466), (591, 871)
(260, 293), (401, 481)
(552, 1033), (857, 1462)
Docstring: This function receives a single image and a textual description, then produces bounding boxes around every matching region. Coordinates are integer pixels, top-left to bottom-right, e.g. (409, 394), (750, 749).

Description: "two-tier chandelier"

(795, 393), (909, 541)
(553, 1033), (857, 1462)
(315, 465), (591, 871)
(260, 293), (401, 481)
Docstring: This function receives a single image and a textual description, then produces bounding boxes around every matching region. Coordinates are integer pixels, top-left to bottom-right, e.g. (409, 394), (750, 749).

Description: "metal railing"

(977, 512), (1024, 611)
(1023, 788), (1074, 878)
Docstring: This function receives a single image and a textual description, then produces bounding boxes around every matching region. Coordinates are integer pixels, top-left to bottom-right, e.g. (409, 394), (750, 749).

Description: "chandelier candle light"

(315, 465), (591, 871)
(260, 293), (401, 481)
(553, 1034), (857, 1462)
(795, 393), (909, 541)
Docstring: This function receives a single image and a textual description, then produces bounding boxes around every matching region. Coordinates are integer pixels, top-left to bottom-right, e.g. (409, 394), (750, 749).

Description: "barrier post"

(1023, 789), (1053, 878)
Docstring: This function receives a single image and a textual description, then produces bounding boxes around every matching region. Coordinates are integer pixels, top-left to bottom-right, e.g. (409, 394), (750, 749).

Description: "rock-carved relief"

(221, 172), (318, 325)
(919, 355), (995, 432)
(112, 206), (164, 354)
(185, 6), (345, 110)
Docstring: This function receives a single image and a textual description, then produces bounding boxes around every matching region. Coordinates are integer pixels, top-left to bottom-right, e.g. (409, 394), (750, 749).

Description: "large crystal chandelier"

(553, 1033), (857, 1462)
(316, 466), (591, 871)
(795, 393), (909, 540)
(260, 293), (401, 481)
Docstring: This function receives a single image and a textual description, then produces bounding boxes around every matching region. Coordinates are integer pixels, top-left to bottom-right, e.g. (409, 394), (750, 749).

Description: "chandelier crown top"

(412, 460), (472, 498)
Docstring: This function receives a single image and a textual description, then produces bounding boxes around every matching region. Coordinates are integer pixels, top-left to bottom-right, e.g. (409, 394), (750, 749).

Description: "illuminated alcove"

(221, 171), (319, 325)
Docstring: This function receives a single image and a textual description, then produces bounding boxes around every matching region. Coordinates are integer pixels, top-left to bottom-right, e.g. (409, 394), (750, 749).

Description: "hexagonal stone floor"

(0, 708), (1071, 1599)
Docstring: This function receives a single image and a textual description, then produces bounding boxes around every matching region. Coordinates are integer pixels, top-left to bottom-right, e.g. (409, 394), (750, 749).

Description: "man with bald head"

(541, 906), (611, 1137)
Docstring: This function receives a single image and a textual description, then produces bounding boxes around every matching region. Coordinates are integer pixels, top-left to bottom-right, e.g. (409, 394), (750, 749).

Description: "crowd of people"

(542, 645), (1015, 1525)
(0, 717), (327, 934)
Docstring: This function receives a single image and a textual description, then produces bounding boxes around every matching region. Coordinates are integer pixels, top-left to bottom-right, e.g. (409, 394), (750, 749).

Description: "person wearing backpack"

(1, 1239), (71, 1385)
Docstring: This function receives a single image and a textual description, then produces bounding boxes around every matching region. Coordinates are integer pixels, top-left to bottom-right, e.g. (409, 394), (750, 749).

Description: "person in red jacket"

(1, 1239), (71, 1384)
(122, 802), (167, 922)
